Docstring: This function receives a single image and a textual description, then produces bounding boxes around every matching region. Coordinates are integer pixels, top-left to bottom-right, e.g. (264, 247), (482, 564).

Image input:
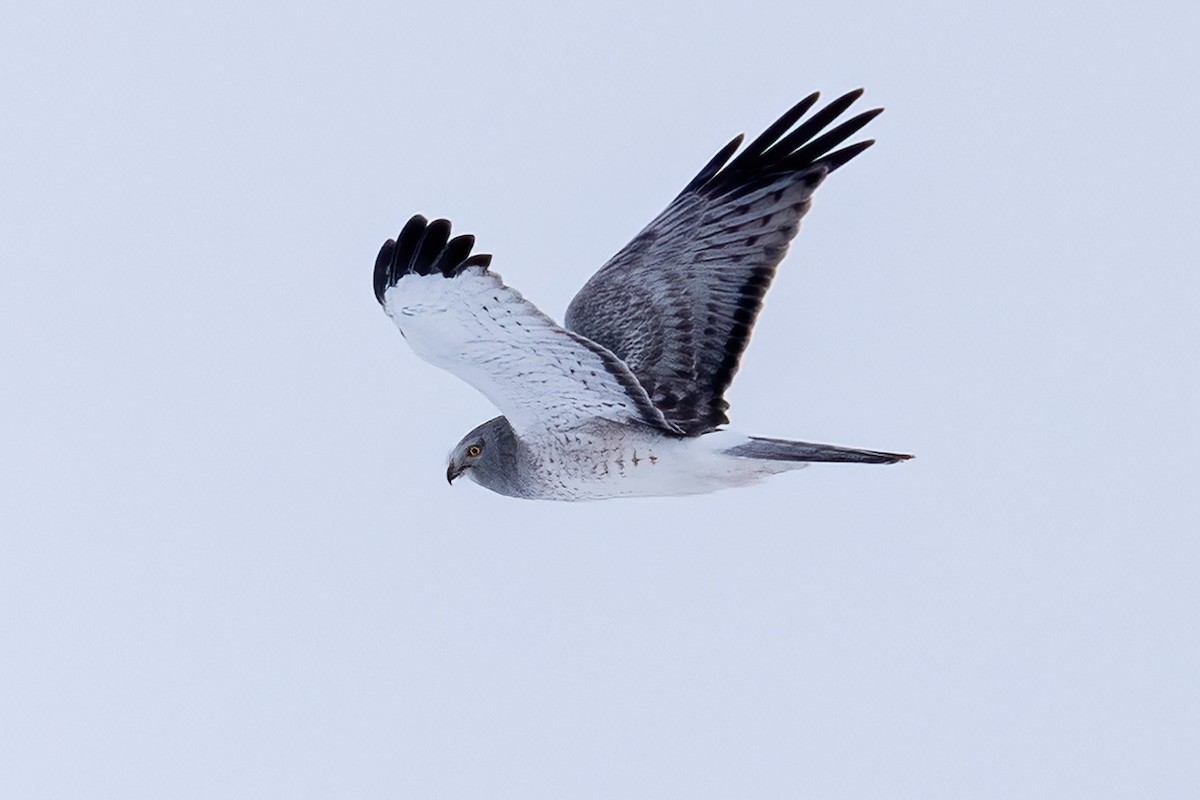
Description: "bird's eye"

(466, 444), (483, 458)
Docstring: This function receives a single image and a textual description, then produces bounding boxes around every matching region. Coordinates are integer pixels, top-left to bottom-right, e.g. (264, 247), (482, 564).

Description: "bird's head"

(446, 416), (520, 493)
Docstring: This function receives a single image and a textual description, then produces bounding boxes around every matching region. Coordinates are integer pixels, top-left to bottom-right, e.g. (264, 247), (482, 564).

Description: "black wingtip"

(373, 214), (493, 305)
(373, 239), (397, 304)
(678, 134), (744, 197)
(684, 89), (882, 198)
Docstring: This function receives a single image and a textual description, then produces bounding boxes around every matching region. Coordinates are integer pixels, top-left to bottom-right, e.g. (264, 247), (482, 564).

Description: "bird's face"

(444, 416), (518, 494)
(446, 435), (487, 484)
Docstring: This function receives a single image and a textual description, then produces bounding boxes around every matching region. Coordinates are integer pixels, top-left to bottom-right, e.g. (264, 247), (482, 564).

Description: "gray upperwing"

(564, 89), (882, 436)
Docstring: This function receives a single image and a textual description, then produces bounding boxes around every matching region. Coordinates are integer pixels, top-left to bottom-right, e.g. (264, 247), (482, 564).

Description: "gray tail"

(724, 435), (913, 465)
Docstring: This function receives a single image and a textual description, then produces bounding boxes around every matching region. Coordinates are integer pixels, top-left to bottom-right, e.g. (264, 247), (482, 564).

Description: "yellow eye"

(466, 444), (483, 458)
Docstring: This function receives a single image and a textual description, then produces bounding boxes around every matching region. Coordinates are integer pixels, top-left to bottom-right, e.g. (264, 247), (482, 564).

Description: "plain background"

(2, 1), (1197, 797)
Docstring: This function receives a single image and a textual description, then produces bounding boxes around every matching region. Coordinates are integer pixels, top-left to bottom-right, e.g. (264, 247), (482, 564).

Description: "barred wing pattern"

(375, 216), (680, 438)
(565, 89), (881, 435)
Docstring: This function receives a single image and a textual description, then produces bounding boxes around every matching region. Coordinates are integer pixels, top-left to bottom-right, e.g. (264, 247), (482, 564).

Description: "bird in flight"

(374, 89), (911, 500)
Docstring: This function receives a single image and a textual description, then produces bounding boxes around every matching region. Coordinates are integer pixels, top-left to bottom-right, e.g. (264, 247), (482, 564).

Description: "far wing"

(565, 89), (881, 435)
(375, 215), (680, 438)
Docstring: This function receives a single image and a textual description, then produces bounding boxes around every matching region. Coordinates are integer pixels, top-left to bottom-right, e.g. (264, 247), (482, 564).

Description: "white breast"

(526, 427), (803, 500)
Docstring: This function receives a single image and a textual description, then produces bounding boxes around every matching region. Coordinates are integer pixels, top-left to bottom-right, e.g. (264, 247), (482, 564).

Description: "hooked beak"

(446, 462), (465, 485)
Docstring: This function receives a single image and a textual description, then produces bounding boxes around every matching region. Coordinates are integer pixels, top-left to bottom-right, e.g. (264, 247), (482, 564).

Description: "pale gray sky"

(2, 1), (1197, 797)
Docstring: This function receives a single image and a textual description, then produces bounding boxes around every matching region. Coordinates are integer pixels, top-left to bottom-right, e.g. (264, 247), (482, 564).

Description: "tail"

(723, 435), (912, 465)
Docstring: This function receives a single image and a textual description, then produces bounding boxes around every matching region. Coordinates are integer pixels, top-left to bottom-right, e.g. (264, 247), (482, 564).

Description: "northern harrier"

(374, 89), (911, 500)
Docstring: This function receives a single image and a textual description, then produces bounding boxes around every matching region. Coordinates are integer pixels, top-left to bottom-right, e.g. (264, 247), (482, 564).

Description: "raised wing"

(565, 89), (881, 436)
(375, 215), (680, 438)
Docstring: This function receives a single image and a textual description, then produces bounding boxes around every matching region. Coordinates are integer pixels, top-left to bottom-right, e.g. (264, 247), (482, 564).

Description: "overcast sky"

(2, 1), (1198, 797)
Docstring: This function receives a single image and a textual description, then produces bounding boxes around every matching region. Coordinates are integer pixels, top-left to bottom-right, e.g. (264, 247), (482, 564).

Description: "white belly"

(525, 427), (804, 500)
